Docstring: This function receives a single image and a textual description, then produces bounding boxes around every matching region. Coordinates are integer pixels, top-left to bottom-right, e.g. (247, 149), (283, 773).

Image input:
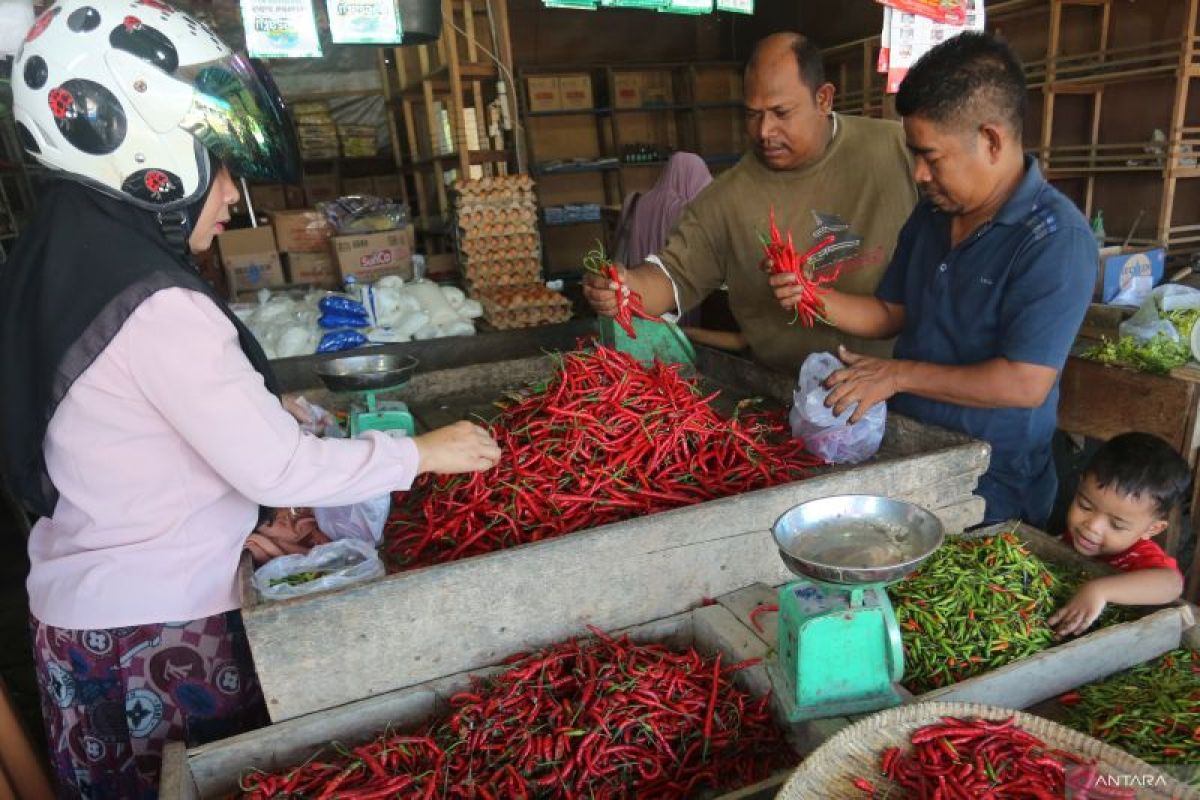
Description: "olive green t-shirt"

(656, 113), (917, 376)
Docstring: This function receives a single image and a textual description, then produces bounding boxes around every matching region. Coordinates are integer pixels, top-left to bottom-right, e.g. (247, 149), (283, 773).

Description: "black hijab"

(0, 178), (280, 518)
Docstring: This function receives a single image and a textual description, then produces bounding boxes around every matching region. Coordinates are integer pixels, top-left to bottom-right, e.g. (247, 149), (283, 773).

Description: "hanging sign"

(879, 0), (984, 93)
(240, 0), (323, 58)
(715, 0), (753, 13)
(325, 0), (403, 43)
(876, 0), (967, 25)
(663, 0), (711, 13)
(599, 0), (666, 8)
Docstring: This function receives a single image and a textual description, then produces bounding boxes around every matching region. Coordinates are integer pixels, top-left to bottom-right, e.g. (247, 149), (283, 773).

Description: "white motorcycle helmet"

(11, 0), (299, 212)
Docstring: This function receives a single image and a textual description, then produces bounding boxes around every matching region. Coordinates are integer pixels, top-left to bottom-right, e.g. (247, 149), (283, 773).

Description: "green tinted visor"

(178, 53), (301, 184)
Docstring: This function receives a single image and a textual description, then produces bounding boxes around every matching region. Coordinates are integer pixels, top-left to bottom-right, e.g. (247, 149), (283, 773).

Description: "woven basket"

(776, 701), (1199, 800)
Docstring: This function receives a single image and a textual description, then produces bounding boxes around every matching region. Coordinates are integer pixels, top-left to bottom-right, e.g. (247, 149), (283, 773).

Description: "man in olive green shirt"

(584, 32), (917, 375)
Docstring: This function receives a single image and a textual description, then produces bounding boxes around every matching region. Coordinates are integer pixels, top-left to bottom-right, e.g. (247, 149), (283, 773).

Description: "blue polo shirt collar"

(992, 155), (1048, 226)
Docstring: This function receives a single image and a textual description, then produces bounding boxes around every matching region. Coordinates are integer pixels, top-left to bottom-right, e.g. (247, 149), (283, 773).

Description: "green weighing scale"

(768, 494), (945, 722)
(314, 353), (419, 438)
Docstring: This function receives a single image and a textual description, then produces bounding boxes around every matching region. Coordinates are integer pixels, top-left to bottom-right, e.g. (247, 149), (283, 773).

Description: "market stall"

(238, 343), (989, 723)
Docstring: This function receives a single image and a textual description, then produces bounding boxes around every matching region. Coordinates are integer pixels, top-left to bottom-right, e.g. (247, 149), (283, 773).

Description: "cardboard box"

(217, 226), (285, 295)
(640, 71), (672, 106)
(268, 210), (333, 253)
(1096, 246), (1165, 304)
(613, 73), (642, 108)
(332, 227), (415, 283)
(526, 76), (561, 112)
(285, 251), (339, 289)
(303, 174), (341, 206)
(558, 74), (594, 110)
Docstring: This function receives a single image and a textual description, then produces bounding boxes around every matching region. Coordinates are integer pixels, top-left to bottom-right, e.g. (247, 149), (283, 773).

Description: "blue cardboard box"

(1096, 246), (1165, 304)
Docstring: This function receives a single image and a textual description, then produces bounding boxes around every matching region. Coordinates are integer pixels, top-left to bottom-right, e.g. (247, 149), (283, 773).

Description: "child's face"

(1067, 473), (1169, 557)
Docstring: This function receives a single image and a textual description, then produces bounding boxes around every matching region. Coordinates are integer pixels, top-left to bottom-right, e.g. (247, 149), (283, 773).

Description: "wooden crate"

(243, 346), (989, 722)
(719, 522), (1195, 753)
(160, 605), (796, 800)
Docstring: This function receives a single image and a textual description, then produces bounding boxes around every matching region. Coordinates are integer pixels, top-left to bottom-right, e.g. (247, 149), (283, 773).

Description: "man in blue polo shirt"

(770, 31), (1095, 526)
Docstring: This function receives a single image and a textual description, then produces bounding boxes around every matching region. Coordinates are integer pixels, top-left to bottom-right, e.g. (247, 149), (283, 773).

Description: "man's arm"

(767, 280), (907, 339)
(582, 261), (678, 318)
(583, 195), (725, 320)
(824, 348), (1058, 422)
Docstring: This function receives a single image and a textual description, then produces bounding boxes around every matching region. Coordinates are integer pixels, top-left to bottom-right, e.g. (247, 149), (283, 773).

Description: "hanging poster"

(240, 0), (323, 58)
(326, 0), (403, 43)
(876, 0), (967, 25)
(882, 0), (984, 92)
(715, 0), (753, 13)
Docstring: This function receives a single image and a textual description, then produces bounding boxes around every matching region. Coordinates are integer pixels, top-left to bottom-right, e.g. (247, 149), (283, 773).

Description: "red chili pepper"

(851, 775), (877, 793)
(748, 602), (779, 633)
(761, 207), (841, 327)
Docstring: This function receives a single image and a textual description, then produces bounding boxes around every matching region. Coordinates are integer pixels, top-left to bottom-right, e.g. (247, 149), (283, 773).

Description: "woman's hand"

(414, 421), (502, 475)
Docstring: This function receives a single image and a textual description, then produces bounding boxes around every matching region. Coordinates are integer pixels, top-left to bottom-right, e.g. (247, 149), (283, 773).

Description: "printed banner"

(325, 0), (403, 44)
(240, 0), (322, 58)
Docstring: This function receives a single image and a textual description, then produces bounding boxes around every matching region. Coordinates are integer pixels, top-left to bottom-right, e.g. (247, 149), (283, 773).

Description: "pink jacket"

(27, 288), (419, 630)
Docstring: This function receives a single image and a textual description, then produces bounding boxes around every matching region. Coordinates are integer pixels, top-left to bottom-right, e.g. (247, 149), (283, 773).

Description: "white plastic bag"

(252, 539), (384, 600)
(789, 352), (886, 465)
(313, 495), (391, 546)
(1120, 284), (1200, 344)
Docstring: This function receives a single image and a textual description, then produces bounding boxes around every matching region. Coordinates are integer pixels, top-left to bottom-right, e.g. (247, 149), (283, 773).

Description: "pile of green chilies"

(892, 531), (1134, 694)
(235, 628), (793, 799)
(1059, 648), (1200, 765)
(383, 345), (821, 571)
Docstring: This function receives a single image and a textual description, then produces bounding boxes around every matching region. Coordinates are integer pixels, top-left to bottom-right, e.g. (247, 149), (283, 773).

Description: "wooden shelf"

(526, 107), (614, 118)
(378, 0), (517, 258)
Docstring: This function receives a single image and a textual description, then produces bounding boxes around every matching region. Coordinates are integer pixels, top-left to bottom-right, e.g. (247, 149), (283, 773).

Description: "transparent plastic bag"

(788, 352), (886, 465)
(313, 495), (391, 546)
(253, 539), (384, 601)
(318, 195), (410, 235)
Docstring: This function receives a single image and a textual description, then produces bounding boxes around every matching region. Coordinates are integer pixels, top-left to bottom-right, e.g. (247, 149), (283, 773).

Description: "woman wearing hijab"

(615, 151), (712, 268)
(613, 153), (744, 349)
(1, 2), (500, 795)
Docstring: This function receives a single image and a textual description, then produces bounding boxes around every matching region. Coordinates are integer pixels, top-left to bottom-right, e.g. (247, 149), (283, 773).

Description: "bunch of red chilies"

(761, 207), (840, 327)
(851, 716), (1135, 800)
(383, 345), (821, 571)
(583, 246), (662, 339)
(236, 628), (792, 799)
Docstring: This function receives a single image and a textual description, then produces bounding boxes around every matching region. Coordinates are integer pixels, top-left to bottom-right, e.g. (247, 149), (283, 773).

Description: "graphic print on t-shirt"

(805, 211), (884, 280)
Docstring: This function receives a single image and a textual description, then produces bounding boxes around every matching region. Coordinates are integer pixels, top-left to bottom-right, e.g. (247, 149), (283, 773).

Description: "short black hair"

(895, 31), (1027, 136)
(790, 35), (826, 94)
(746, 33), (826, 96)
(1083, 433), (1192, 519)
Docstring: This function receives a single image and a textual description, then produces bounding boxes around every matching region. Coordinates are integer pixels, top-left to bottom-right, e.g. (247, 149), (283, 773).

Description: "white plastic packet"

(253, 539), (385, 600)
(313, 495), (391, 546)
(788, 352), (886, 465)
(1120, 284), (1200, 344)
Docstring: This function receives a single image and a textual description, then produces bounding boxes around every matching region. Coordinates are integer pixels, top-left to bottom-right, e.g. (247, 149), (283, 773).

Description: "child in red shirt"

(1049, 432), (1189, 637)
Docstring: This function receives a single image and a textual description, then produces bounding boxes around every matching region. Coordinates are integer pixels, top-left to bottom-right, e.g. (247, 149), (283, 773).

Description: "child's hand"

(1048, 582), (1108, 638)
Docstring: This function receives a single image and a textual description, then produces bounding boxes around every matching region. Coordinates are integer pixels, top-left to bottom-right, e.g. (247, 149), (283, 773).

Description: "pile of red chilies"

(236, 628), (793, 799)
(851, 716), (1135, 800)
(761, 207), (840, 327)
(383, 345), (821, 571)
